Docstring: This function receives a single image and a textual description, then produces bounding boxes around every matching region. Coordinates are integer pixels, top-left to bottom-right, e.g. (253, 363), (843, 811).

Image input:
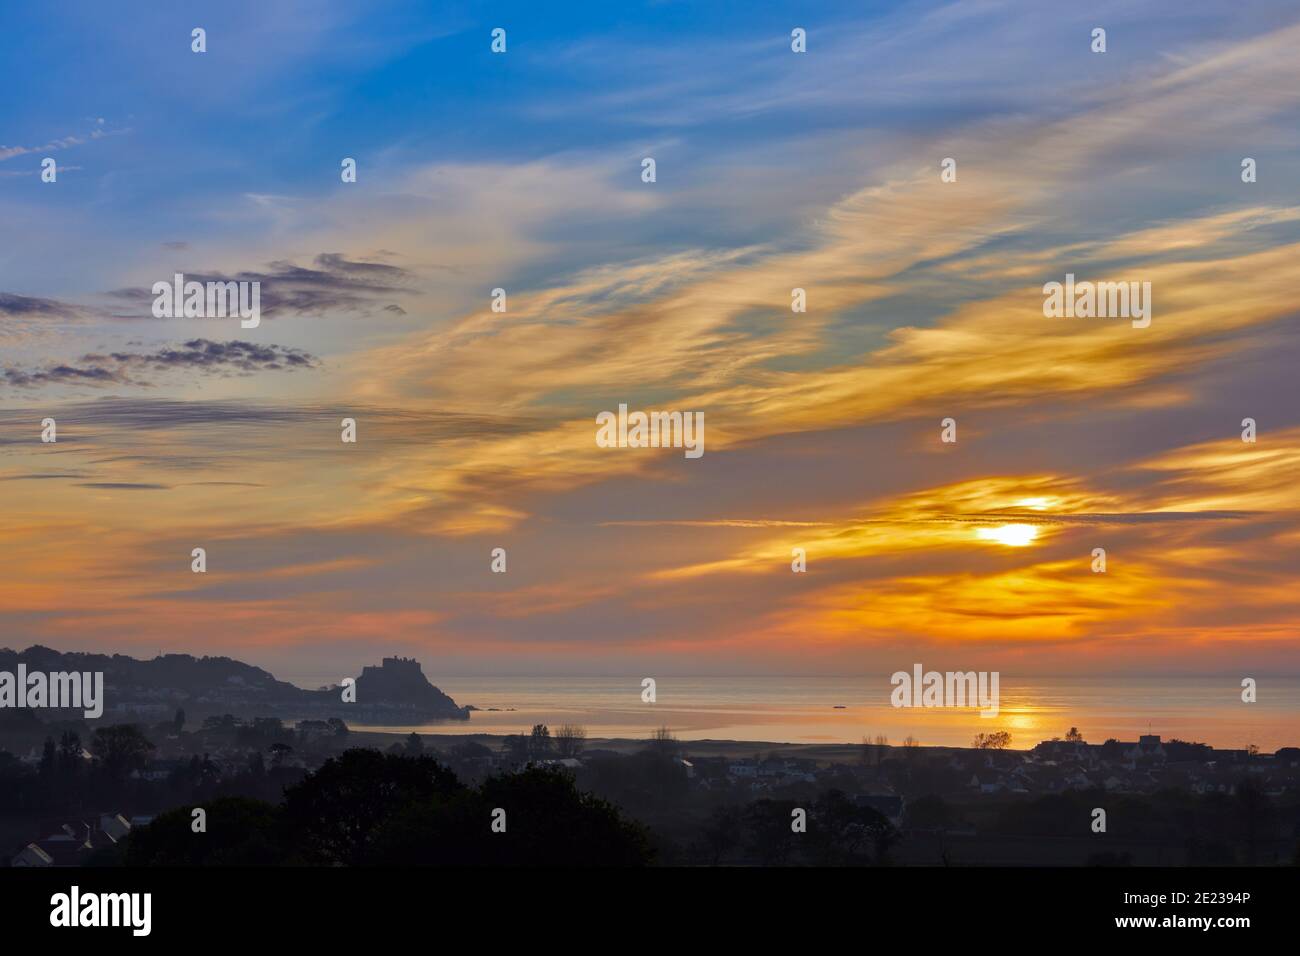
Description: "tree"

(973, 731), (1012, 750)
(405, 732), (424, 756)
(280, 749), (463, 866)
(0, 750), (23, 778)
(197, 753), (221, 787)
(58, 731), (82, 764)
(1099, 738), (1125, 761)
(1065, 727), (1083, 742)
(268, 742), (294, 769)
(810, 790), (896, 865)
(555, 724), (587, 757)
(37, 737), (59, 808)
(743, 799), (800, 865)
(56, 731), (83, 796)
(173, 709), (186, 733)
(905, 794), (954, 829)
(370, 765), (653, 866)
(38, 737), (56, 778)
(125, 797), (283, 866)
(701, 805), (742, 865)
(450, 740), (493, 761)
(91, 724), (156, 782)
(502, 733), (531, 766)
(1235, 777), (1270, 865)
(646, 726), (680, 757)
(527, 724), (553, 761)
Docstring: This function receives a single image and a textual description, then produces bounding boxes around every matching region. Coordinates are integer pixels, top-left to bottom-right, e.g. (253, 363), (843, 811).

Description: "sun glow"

(1015, 497), (1051, 511)
(977, 523), (1039, 547)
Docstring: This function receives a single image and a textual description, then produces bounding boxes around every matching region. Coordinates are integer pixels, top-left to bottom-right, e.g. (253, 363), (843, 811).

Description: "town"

(3, 714), (1297, 867)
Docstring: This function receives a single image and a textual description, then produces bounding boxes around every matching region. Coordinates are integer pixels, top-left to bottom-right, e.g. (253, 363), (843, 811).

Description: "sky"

(2, 0), (1299, 686)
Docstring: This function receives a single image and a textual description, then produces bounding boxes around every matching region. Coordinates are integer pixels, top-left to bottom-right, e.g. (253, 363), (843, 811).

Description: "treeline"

(685, 793), (896, 866)
(0, 722), (311, 819)
(119, 749), (652, 866)
(983, 783), (1291, 865)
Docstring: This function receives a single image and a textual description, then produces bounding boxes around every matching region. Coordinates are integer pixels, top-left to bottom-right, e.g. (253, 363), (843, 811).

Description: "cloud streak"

(1, 339), (320, 390)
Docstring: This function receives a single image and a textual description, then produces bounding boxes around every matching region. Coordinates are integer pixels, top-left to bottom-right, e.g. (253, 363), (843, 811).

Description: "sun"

(977, 523), (1039, 547)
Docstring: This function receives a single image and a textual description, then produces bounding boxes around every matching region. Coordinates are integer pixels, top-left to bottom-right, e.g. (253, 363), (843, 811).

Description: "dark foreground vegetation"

(4, 716), (1299, 866)
(122, 750), (653, 866)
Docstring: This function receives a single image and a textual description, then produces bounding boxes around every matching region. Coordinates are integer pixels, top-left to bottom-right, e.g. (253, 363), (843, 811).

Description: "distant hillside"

(0, 646), (470, 723)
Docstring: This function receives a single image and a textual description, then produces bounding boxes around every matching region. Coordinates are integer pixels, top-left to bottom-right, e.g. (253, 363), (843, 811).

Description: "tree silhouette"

(555, 724), (587, 757)
(125, 797), (283, 866)
(370, 765), (652, 866)
(268, 742), (293, 769)
(91, 724), (156, 783)
(646, 726), (680, 757)
(701, 804), (742, 865)
(743, 798), (800, 865)
(527, 724), (553, 761)
(280, 749), (463, 865)
(809, 790), (896, 865)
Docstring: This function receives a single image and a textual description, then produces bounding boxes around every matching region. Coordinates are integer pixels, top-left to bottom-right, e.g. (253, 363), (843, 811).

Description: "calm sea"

(314, 674), (1300, 752)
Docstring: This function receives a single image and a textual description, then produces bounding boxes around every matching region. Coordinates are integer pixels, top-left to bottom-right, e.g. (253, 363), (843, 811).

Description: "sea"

(307, 674), (1300, 752)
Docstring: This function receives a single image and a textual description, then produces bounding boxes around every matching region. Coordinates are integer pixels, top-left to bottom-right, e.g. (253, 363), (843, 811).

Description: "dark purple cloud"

(105, 253), (415, 320)
(1, 339), (320, 390)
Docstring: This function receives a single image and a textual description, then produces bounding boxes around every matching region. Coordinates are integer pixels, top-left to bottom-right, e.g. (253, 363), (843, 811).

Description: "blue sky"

(6, 0), (1294, 298)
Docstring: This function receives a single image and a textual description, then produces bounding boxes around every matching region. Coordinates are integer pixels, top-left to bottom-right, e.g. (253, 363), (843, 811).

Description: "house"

(1032, 739), (1092, 763)
(32, 828), (94, 866)
(99, 814), (132, 842)
(15, 813), (135, 867)
(1126, 735), (1166, 764)
(970, 771), (1006, 794)
(1007, 765), (1037, 792)
(11, 844), (54, 867)
(1059, 764), (1092, 790)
